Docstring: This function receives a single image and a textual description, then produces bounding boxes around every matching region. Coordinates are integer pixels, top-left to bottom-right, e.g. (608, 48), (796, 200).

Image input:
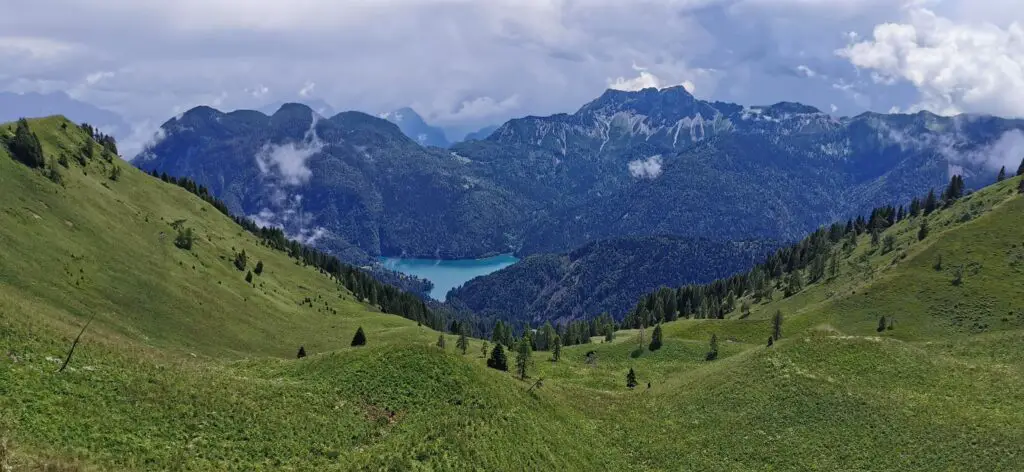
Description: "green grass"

(2, 116), (1024, 470)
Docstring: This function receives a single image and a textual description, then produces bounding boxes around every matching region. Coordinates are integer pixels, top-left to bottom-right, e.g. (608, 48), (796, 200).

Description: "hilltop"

(2, 116), (1024, 470)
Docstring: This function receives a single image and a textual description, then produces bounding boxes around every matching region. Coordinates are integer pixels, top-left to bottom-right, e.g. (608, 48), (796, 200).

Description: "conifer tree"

(515, 338), (532, 380)
(626, 367), (638, 389)
(245, 270), (253, 284)
(551, 335), (562, 362)
(649, 324), (663, 351)
(882, 234), (896, 254)
(456, 330), (469, 355)
(705, 334), (719, 361)
(809, 255), (826, 282)
(481, 341), (489, 358)
(1019, 179), (1024, 194)
(877, 316), (887, 333)
(297, 346), (307, 358)
(784, 271), (803, 297)
(1018, 156), (1024, 176)
(604, 326), (615, 342)
(436, 334), (446, 349)
(924, 189), (938, 215)
(254, 260), (264, 275)
(767, 336), (774, 347)
(997, 166), (1007, 182)
(772, 310), (783, 341)
(350, 327), (366, 346)
(918, 219), (930, 241)
(489, 344), (509, 370)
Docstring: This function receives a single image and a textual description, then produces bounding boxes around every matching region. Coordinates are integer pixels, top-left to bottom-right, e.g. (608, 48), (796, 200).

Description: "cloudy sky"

(3, 0), (1024, 147)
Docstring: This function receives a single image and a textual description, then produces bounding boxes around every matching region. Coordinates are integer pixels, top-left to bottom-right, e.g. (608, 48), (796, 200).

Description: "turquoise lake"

(379, 254), (519, 301)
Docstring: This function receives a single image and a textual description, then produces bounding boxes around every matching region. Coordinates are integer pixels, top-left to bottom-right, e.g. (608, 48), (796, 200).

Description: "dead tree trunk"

(59, 314), (95, 373)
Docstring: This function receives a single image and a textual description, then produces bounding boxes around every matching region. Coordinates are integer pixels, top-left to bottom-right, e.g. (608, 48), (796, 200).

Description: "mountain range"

(138, 86), (1021, 260)
(133, 86), (1024, 323)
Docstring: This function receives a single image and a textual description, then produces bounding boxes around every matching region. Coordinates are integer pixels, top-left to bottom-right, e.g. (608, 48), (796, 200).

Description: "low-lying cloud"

(628, 155), (663, 179)
(255, 111), (322, 185)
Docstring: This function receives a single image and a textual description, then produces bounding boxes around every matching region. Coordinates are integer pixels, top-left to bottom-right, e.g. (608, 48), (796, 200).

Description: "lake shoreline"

(378, 254), (520, 301)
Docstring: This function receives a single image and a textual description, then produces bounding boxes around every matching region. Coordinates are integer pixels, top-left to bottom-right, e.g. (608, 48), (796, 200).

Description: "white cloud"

(298, 81), (316, 98)
(246, 84), (269, 98)
(608, 65), (696, 93)
(255, 111), (323, 185)
(628, 155), (664, 179)
(838, 7), (1024, 117)
(85, 71), (114, 85)
(796, 65), (818, 78)
(123, 122), (167, 161)
(440, 95), (520, 122)
(958, 129), (1024, 173)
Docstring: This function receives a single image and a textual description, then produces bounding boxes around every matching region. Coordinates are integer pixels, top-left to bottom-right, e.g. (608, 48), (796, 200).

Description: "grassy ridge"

(3, 116), (1024, 470)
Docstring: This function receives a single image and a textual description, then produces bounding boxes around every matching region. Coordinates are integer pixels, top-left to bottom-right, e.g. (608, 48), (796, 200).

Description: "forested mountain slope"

(136, 104), (527, 260)
(448, 235), (775, 325)
(139, 87), (1023, 261)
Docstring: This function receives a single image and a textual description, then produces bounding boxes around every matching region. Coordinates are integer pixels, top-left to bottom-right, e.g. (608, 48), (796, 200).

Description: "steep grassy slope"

(2, 117), (1023, 470)
(0, 117), (624, 470)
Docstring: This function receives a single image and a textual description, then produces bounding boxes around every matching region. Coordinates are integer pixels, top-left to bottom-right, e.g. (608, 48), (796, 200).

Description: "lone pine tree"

(551, 335), (562, 362)
(254, 260), (264, 275)
(436, 334), (446, 349)
(877, 316), (887, 333)
(456, 330), (469, 355)
(351, 327), (367, 346)
(515, 338), (532, 380)
(296, 346), (307, 359)
(649, 324), (663, 351)
(772, 310), (783, 341)
(487, 344), (508, 371)
(626, 368), (638, 389)
(706, 333), (719, 361)
(918, 220), (930, 241)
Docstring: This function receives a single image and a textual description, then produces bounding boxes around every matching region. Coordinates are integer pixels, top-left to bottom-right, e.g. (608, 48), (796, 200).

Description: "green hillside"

(3, 116), (1024, 470)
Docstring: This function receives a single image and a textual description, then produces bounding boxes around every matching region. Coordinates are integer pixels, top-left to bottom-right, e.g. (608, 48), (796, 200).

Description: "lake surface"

(379, 254), (519, 301)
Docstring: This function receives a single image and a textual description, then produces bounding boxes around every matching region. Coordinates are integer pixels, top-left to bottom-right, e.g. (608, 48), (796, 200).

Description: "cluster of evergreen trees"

(147, 169), (448, 331)
(78, 123), (118, 157)
(625, 174), (984, 328)
(5, 118), (45, 168)
(488, 312), (616, 352)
